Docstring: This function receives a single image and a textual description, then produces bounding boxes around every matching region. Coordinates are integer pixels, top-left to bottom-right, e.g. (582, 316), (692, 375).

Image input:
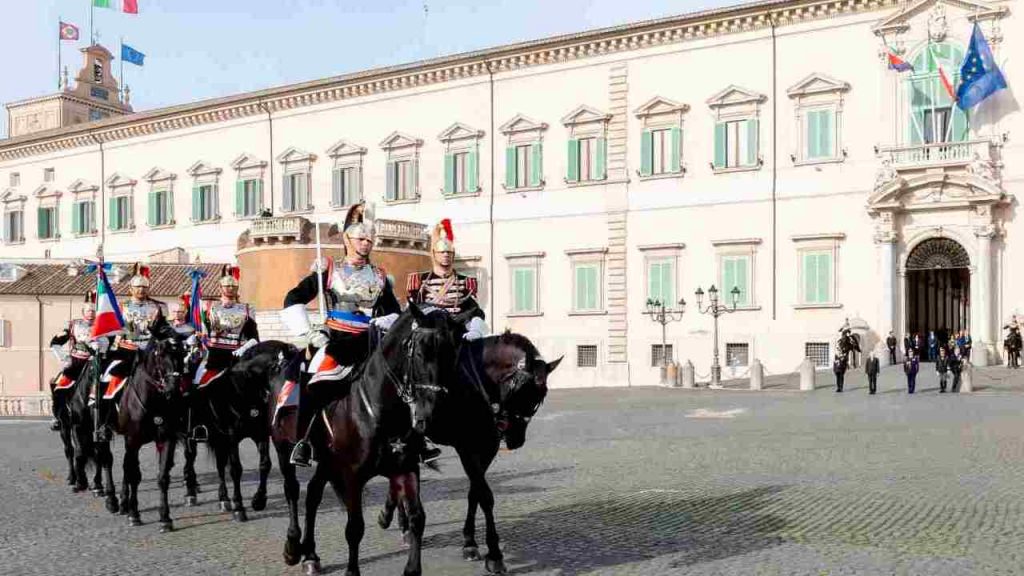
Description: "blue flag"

(188, 269), (207, 331)
(121, 43), (145, 66)
(956, 23), (1007, 110)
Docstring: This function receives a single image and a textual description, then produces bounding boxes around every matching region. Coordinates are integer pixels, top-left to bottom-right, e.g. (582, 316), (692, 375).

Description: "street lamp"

(644, 297), (687, 383)
(694, 284), (741, 388)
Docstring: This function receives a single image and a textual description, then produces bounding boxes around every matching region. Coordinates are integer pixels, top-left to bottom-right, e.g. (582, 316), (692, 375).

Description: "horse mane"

(496, 330), (541, 363)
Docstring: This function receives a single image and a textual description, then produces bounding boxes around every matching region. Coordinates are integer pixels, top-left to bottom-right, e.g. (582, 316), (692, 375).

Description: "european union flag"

(957, 23), (1006, 110)
(121, 43), (145, 66)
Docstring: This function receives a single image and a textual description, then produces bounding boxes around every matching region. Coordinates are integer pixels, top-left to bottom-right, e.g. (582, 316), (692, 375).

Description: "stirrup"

(290, 440), (313, 467)
(190, 425), (209, 443)
(420, 445), (442, 464)
(50, 419), (61, 432)
(93, 426), (112, 443)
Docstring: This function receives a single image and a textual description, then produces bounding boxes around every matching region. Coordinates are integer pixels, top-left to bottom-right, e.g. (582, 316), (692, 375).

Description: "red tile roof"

(0, 262), (228, 298)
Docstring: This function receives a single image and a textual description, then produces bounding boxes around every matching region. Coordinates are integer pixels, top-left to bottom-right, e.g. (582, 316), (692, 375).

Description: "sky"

(0, 0), (742, 138)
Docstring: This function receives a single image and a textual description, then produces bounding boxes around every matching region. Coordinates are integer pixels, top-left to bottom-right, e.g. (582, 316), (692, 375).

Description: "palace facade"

(1, 0), (1021, 393)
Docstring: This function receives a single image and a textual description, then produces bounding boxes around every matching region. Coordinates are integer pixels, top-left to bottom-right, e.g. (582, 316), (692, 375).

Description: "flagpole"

(89, 0), (94, 45)
(57, 18), (62, 90)
(119, 37), (124, 101)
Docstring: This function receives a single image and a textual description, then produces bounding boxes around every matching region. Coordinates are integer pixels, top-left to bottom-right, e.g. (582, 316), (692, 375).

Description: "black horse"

(193, 340), (294, 521)
(1004, 326), (1022, 369)
(61, 354), (119, 510)
(270, 304), (460, 576)
(837, 330), (861, 366)
(50, 372), (83, 489)
(379, 330), (562, 574)
(115, 334), (189, 532)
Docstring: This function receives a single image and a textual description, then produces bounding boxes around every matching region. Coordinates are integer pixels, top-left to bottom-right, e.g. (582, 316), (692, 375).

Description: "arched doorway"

(905, 237), (970, 350)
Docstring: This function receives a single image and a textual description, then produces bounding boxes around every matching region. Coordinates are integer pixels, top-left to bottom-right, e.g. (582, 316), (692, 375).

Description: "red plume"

(231, 265), (240, 281)
(140, 264), (151, 279)
(180, 292), (191, 309)
(440, 218), (453, 242)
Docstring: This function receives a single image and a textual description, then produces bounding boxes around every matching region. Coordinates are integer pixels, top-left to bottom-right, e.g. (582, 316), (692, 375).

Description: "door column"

(973, 224), (996, 366)
(874, 216), (898, 365)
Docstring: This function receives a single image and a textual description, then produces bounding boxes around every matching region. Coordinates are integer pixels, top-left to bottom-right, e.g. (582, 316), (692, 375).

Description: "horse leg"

(377, 477), (399, 530)
(90, 439), (103, 496)
(460, 450), (506, 574)
(300, 463), (328, 575)
(251, 437), (270, 512)
(277, 444), (302, 566)
(59, 408), (78, 489)
(123, 443), (143, 526)
(156, 439), (177, 533)
(98, 438), (119, 514)
(340, 474), (365, 576)
(396, 472), (425, 576)
(214, 440), (231, 512)
(70, 421), (90, 493)
(461, 491), (480, 560)
(229, 441), (248, 522)
(183, 438), (200, 506)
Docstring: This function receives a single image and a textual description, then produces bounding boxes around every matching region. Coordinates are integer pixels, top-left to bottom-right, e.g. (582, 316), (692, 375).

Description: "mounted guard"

(280, 202), (412, 467)
(193, 265), (259, 388)
(407, 218), (487, 338)
(96, 263), (166, 440)
(48, 290), (104, 430)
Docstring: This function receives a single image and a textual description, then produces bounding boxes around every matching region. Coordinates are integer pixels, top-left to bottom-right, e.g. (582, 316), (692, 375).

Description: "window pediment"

(105, 172), (137, 188)
(787, 73), (851, 100)
(872, 0), (1006, 36)
(276, 147), (317, 164)
(438, 123), (484, 143)
(326, 139), (367, 158)
(142, 167), (176, 183)
(1, 189), (27, 207)
(707, 85), (767, 110)
(379, 132), (424, 151)
(188, 161), (222, 177)
(633, 97), (688, 119)
(499, 114), (548, 136)
(231, 153), (268, 171)
(562, 105), (612, 127)
(33, 184), (61, 199)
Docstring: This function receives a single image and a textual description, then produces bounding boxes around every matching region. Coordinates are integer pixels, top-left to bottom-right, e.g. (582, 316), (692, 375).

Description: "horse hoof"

(159, 521), (174, 533)
(377, 508), (393, 530)
(251, 492), (267, 512)
(105, 496), (119, 514)
(342, 568), (359, 576)
(128, 515), (142, 527)
(463, 546), (481, 561)
(219, 500), (231, 512)
(302, 559), (322, 576)
(184, 495), (198, 507)
(65, 474), (76, 487)
(91, 486), (104, 497)
(232, 509), (248, 523)
(485, 558), (508, 574)
(283, 541), (301, 566)
(401, 530), (411, 548)
(72, 483), (88, 493)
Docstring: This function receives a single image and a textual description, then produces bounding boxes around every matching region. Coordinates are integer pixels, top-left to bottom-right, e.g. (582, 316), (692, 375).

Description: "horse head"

(383, 303), (456, 434)
(484, 331), (562, 450)
(142, 335), (188, 398)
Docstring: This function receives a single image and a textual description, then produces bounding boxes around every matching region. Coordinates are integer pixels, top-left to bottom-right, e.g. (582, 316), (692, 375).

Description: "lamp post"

(644, 297), (687, 383)
(694, 284), (741, 388)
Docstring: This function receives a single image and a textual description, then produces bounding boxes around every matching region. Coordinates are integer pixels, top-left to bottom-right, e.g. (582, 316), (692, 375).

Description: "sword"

(313, 219), (328, 329)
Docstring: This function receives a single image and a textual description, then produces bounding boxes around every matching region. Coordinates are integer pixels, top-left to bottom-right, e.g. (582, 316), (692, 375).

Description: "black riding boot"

(94, 400), (112, 442)
(50, 389), (62, 432)
(289, 370), (319, 467)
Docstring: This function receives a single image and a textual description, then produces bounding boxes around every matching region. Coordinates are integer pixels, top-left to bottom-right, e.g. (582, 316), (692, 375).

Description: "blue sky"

(1, 0), (742, 138)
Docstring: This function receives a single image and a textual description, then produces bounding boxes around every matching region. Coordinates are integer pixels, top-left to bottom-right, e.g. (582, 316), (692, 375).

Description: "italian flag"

(93, 0), (136, 13)
(91, 267), (125, 339)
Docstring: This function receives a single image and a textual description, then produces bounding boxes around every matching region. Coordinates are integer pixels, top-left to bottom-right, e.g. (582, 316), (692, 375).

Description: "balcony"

(249, 215), (304, 243)
(874, 139), (1002, 192)
(376, 220), (428, 250)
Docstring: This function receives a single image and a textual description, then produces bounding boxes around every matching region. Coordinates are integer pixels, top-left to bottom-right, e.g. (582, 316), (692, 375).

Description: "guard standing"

(886, 331), (897, 365)
(865, 352), (880, 395)
(833, 354), (847, 393)
(904, 349), (920, 394)
(936, 347), (950, 393)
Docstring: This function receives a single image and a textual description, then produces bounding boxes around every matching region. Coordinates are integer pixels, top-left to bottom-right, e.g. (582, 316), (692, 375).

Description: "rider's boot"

(289, 374), (318, 467)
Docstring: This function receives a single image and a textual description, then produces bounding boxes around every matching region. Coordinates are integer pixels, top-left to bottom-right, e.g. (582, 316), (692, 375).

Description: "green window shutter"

(566, 139), (580, 183)
(191, 186), (201, 222)
(385, 161), (396, 201)
(351, 167), (361, 202)
(735, 257), (749, 306)
(108, 197), (117, 230)
(909, 111), (924, 145)
(648, 262), (660, 303)
(819, 111), (833, 158)
(575, 265), (585, 309)
(443, 153), (455, 194)
(951, 107), (968, 142)
(817, 253), (831, 303)
(594, 137), (606, 181)
(525, 269), (535, 311)
(530, 142), (542, 187)
(147, 192), (156, 226)
(505, 146), (516, 188)
(72, 203), (81, 234)
(640, 129), (653, 176)
(165, 190), (174, 224)
(723, 258), (736, 302)
(713, 123), (726, 169)
(331, 169), (341, 205)
(662, 263), (674, 305)
(235, 180), (244, 216)
(807, 112), (821, 159)
(803, 253), (817, 303)
(669, 127), (681, 173)
(467, 147), (479, 192)
(745, 119), (759, 166)
(36, 208), (45, 238)
(255, 179), (263, 212)
(411, 158), (419, 198)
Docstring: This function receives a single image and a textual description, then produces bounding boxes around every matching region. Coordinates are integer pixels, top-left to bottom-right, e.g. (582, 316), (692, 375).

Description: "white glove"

(233, 338), (258, 357)
(306, 329), (329, 349)
(185, 334), (198, 347)
(370, 313), (400, 332)
(463, 317), (488, 341)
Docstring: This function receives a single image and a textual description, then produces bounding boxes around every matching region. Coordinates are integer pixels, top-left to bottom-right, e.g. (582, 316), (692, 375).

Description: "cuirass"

(70, 319), (93, 343)
(122, 300), (162, 344)
(330, 261), (385, 314)
(209, 302), (249, 337)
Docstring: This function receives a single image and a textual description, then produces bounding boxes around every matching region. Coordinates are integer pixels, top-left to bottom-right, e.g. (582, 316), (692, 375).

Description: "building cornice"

(0, 0), (909, 162)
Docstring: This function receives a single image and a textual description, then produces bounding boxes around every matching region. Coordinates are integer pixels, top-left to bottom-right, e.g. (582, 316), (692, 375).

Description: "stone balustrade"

(0, 394), (51, 416)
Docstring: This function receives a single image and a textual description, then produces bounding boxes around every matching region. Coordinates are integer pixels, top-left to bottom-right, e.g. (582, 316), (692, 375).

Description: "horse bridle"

(381, 326), (446, 407)
(494, 358), (542, 431)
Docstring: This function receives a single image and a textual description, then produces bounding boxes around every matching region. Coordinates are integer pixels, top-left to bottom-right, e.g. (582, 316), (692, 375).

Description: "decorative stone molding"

(873, 212), (898, 244)
(105, 172), (137, 191)
(562, 105), (612, 138)
(276, 147), (317, 174)
(142, 168), (176, 184)
(188, 161), (222, 179)
(33, 184), (61, 200)
(872, 0), (1007, 37)
(499, 114), (549, 142)
(326, 139), (367, 159)
(707, 85), (767, 118)
(438, 122), (485, 144)
(379, 132), (424, 152)
(231, 153), (268, 171)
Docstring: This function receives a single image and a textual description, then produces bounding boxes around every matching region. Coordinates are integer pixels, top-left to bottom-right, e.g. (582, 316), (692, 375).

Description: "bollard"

(681, 360), (695, 389)
(961, 360), (973, 393)
(799, 358), (816, 391)
(749, 359), (764, 390)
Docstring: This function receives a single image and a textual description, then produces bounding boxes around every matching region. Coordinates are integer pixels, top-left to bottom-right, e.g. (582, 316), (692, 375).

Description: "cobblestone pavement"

(6, 375), (1024, 575)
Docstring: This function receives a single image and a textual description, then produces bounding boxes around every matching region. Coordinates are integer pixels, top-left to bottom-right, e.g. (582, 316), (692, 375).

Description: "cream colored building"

(1, 0), (1021, 391)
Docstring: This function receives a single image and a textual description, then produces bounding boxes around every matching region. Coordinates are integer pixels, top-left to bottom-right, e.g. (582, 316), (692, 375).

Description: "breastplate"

(208, 302), (248, 347)
(421, 273), (471, 313)
(329, 261), (385, 315)
(123, 300), (162, 347)
(69, 319), (94, 358)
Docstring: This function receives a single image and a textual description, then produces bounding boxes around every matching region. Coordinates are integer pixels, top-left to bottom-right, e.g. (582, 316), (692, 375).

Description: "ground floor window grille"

(805, 342), (830, 368)
(577, 345), (598, 368)
(726, 343), (750, 367)
(651, 344), (673, 367)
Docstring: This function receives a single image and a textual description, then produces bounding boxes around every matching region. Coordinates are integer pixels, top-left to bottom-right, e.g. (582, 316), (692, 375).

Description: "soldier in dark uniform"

(865, 352), (880, 395)
(904, 349), (920, 394)
(949, 347), (963, 393)
(936, 346), (950, 393)
(407, 219), (487, 336)
(886, 331), (897, 365)
(48, 291), (103, 430)
(96, 263), (166, 440)
(832, 354), (847, 393)
(280, 203), (405, 467)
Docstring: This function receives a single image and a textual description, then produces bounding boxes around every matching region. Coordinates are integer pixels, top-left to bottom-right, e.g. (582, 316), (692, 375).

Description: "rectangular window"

(282, 173), (309, 212)
(511, 265), (537, 314)
(73, 200), (96, 234)
(573, 262), (601, 311)
(43, 168), (55, 183)
(515, 145), (531, 188)
(332, 167), (362, 206)
(193, 184), (218, 222)
(651, 344), (673, 367)
(806, 109), (835, 160)
(4, 211), (24, 243)
(109, 196), (132, 231)
(801, 250), (833, 304)
(714, 119), (758, 169)
(506, 143), (541, 189)
(726, 343), (750, 367)
(647, 259), (675, 308)
(37, 206), (57, 239)
(235, 179), (261, 217)
(452, 152), (468, 194)
(805, 342), (831, 368)
(8, 173), (18, 187)
(0, 318), (9, 347)
(387, 159), (416, 201)
(651, 129), (671, 175)
(577, 345), (598, 368)
(721, 255), (751, 307)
